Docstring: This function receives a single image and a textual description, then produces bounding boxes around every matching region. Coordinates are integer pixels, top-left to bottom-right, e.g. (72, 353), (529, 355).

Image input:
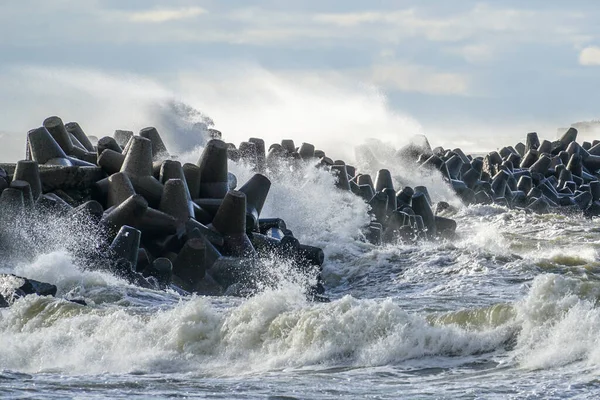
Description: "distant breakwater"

(411, 128), (600, 215)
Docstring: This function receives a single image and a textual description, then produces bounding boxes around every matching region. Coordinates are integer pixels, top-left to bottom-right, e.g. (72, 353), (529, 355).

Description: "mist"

(0, 63), (573, 163)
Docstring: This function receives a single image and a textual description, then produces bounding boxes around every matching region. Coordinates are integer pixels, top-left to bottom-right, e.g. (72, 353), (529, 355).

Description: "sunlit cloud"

(370, 63), (470, 96)
(446, 44), (494, 64)
(127, 7), (207, 23)
(579, 46), (600, 66)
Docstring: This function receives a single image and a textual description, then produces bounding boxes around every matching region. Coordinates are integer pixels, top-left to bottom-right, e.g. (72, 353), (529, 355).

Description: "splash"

(0, 287), (515, 375)
(0, 64), (426, 162)
(513, 274), (600, 370)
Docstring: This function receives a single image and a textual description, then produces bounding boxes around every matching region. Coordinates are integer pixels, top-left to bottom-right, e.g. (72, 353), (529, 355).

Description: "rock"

(69, 298), (87, 306)
(0, 274), (57, 305)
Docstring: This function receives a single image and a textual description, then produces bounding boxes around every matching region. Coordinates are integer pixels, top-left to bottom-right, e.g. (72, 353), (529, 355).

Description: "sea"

(2, 140), (600, 399)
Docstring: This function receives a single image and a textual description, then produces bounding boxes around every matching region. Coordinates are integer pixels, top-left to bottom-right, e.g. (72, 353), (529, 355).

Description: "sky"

(1, 0), (600, 160)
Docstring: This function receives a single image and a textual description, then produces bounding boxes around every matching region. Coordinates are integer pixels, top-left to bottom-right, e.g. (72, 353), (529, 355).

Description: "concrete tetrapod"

(159, 161), (205, 220)
(143, 257), (172, 287)
(120, 136), (164, 207)
(139, 127), (169, 159)
(159, 179), (194, 224)
(113, 130), (133, 148)
(68, 200), (104, 224)
(97, 137), (122, 156)
(43, 116), (75, 155)
(13, 160), (42, 200)
(411, 192), (436, 237)
(98, 149), (125, 175)
(106, 172), (136, 208)
(238, 174), (271, 233)
(172, 238), (207, 290)
(101, 194), (148, 235)
(330, 165), (350, 191)
(281, 139), (295, 154)
(375, 169), (394, 192)
(0, 188), (25, 223)
(298, 142), (315, 160)
(248, 138), (267, 172)
(65, 122), (95, 152)
(9, 180), (34, 210)
(209, 190), (256, 257)
(109, 225), (141, 267)
(182, 163), (202, 199)
(197, 139), (229, 199)
(28, 127), (72, 166)
(44, 117), (96, 163)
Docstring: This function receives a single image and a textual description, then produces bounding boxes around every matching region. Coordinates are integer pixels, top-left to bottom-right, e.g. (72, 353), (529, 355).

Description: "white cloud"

(127, 7), (207, 23)
(370, 63), (470, 96)
(0, 2), (593, 51)
(313, 10), (410, 26)
(313, 5), (588, 45)
(579, 46), (600, 66)
(447, 44), (494, 64)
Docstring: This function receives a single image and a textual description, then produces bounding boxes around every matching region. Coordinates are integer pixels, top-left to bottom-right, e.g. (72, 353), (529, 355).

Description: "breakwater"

(0, 116), (456, 306)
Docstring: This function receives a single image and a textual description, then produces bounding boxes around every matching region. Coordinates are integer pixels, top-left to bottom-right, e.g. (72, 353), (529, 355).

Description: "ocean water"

(2, 148), (600, 399)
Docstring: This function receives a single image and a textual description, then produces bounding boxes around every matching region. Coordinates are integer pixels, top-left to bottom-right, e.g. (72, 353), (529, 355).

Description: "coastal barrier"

(426, 129), (600, 215)
(1, 116), (457, 306)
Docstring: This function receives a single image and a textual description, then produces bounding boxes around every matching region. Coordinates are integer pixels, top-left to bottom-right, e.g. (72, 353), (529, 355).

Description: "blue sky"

(1, 0), (600, 159)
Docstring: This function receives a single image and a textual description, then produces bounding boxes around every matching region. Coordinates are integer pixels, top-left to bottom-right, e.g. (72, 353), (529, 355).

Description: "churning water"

(2, 140), (600, 399)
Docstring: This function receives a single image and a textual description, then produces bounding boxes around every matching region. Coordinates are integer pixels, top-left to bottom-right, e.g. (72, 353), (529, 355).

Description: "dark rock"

(0, 294), (8, 308)
(69, 298), (87, 306)
(0, 274), (58, 305)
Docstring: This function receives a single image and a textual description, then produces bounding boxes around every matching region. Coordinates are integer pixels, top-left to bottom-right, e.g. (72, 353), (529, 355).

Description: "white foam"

(11, 251), (121, 297)
(0, 286), (515, 375)
(512, 274), (600, 370)
(3, 234), (600, 377)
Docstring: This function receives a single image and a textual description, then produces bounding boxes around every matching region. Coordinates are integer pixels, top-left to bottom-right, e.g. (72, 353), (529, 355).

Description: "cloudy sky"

(1, 0), (600, 159)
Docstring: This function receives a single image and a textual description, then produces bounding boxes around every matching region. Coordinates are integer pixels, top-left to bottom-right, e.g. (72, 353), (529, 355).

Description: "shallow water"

(2, 156), (600, 399)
